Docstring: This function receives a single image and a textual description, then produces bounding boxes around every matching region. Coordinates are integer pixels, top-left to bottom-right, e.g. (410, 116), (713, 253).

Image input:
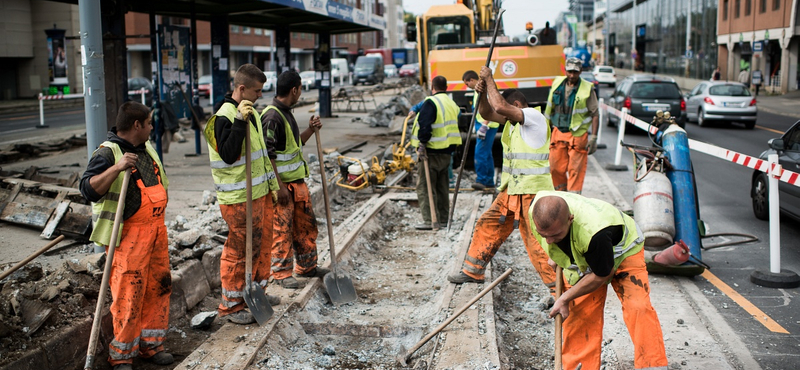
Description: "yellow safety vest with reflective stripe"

(529, 191), (644, 285)
(472, 93), (500, 129)
(89, 140), (168, 247)
(203, 102), (279, 205)
(262, 105), (309, 183)
(543, 76), (594, 137)
(498, 118), (554, 195)
(410, 95), (462, 149)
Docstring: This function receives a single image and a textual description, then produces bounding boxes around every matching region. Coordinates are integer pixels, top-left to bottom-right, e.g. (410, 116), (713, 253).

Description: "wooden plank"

(41, 200), (70, 239)
(0, 183), (22, 215)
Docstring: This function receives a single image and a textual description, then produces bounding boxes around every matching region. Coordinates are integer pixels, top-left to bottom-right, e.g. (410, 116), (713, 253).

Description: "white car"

(299, 71), (316, 91)
(263, 71), (276, 91)
(384, 64), (398, 78)
(592, 66), (616, 87)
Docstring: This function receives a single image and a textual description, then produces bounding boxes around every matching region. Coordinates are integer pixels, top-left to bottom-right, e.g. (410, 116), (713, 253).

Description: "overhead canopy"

(65, 0), (387, 34)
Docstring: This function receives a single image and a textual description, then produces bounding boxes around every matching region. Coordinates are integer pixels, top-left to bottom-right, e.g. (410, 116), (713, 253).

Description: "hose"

(701, 232), (759, 250)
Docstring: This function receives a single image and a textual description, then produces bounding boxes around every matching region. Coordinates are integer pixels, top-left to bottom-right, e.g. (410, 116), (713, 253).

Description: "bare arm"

(475, 80), (506, 124)
(300, 115), (321, 145)
(479, 66), (524, 124)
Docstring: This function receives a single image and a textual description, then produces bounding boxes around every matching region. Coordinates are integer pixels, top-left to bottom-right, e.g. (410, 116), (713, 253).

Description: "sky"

(401, 0), (570, 37)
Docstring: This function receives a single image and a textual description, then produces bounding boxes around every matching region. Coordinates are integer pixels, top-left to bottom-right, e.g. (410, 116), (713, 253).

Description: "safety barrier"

(36, 89), (147, 128)
(600, 102), (800, 284)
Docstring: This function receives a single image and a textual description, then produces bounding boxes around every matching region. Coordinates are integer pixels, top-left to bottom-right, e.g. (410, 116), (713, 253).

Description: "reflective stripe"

(210, 149), (268, 169)
(214, 172), (275, 192)
(109, 351), (138, 360)
(276, 161), (304, 173)
(98, 210), (116, 221)
(141, 329), (167, 339)
(110, 337), (140, 352)
(463, 264), (485, 276)
(502, 166), (551, 175)
(275, 152), (298, 161)
(573, 107), (589, 114)
(222, 287), (244, 298)
(614, 221), (644, 259)
(272, 265), (293, 272)
(503, 152), (550, 160)
(272, 257), (294, 265)
(465, 255), (488, 268)
(431, 120), (457, 129)
(222, 299), (241, 308)
(103, 192), (120, 202)
(426, 132), (462, 142)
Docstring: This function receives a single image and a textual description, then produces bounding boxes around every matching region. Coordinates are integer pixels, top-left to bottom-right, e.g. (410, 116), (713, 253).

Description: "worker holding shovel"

(447, 66), (556, 291)
(529, 192), (668, 370)
(203, 64), (281, 325)
(80, 101), (173, 370)
(261, 70), (329, 289)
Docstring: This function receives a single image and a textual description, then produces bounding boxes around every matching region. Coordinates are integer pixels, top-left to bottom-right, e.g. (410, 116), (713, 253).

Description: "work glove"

(236, 100), (254, 121)
(416, 145), (427, 159)
(587, 134), (598, 155)
(476, 124), (489, 140)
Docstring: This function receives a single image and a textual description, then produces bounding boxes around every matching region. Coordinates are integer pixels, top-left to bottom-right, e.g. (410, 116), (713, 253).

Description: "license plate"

(643, 104), (670, 112)
(722, 102), (744, 108)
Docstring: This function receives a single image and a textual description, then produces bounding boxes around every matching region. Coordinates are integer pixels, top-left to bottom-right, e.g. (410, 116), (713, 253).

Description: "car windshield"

(598, 67), (613, 73)
(630, 82), (681, 99)
(709, 84), (751, 97)
(580, 73), (595, 81)
(199, 76), (211, 84)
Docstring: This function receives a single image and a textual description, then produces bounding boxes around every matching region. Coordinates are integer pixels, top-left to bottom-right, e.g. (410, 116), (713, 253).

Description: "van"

(353, 56), (385, 85)
(331, 58), (349, 83)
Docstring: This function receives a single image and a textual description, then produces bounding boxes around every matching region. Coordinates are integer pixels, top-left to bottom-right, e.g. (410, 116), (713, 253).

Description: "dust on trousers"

(460, 191), (556, 287)
(272, 182), (319, 280)
(107, 178), (171, 366)
(550, 129), (588, 193)
(218, 195), (274, 316)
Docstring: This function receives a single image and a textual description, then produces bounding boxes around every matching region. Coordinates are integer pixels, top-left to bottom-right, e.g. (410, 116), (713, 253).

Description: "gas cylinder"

(633, 166), (675, 249)
(662, 124), (702, 259)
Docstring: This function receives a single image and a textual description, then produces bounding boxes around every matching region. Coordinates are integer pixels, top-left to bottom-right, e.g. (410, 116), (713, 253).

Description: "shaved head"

(533, 196), (570, 230)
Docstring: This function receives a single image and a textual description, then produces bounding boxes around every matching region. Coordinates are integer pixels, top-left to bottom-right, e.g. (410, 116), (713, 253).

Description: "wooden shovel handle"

(245, 118), (253, 282)
(0, 235), (65, 281)
(555, 266), (564, 370)
(312, 126), (337, 270)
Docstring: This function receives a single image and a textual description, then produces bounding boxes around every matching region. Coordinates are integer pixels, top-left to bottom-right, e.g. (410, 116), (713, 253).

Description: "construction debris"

(364, 85), (425, 128)
(190, 311), (217, 330)
(0, 134), (87, 164)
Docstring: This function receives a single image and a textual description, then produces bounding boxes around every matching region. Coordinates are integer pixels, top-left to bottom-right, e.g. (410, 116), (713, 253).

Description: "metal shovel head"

(243, 282), (274, 325)
(323, 270), (357, 305)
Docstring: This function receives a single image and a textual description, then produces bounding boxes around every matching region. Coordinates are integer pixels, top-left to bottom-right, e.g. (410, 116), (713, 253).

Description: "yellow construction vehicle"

(334, 117), (415, 191)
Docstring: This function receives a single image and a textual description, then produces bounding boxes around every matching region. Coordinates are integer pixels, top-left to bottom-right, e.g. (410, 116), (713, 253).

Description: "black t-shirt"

(555, 225), (622, 278)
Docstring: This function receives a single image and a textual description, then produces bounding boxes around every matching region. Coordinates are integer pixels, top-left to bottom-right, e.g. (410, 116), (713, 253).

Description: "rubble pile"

(364, 85), (426, 128)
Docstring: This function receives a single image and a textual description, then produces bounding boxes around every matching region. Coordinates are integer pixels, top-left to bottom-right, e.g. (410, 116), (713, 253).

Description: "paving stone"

(79, 253), (106, 274)
(201, 246), (223, 289)
(173, 259), (211, 309)
(169, 271), (188, 322)
(176, 229), (202, 247)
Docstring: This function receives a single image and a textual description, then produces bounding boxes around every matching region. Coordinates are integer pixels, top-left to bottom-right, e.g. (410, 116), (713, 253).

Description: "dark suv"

(608, 74), (686, 128)
(751, 120), (800, 221)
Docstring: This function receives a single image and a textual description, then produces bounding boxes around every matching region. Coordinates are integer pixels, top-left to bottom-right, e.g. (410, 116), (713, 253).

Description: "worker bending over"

(530, 192), (668, 370)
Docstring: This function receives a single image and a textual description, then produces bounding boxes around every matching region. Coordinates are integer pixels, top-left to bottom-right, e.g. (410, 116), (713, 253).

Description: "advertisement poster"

(158, 25), (192, 119)
(45, 28), (68, 86)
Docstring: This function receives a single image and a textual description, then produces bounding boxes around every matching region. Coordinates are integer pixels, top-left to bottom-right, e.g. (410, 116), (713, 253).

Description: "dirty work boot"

(145, 351), (174, 365)
(447, 271), (484, 284)
(268, 294), (281, 306)
(112, 364), (133, 370)
(297, 267), (330, 279)
(225, 310), (256, 325)
(277, 276), (301, 289)
(471, 183), (486, 191)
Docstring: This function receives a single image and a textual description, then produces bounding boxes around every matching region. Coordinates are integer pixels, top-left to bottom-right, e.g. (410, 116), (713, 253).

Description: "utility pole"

(79, 0), (106, 161)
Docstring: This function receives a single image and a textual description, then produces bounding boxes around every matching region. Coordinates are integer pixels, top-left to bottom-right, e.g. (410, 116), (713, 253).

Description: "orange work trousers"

(461, 190), (556, 287)
(272, 182), (319, 280)
(218, 195), (273, 316)
(550, 128), (589, 193)
(561, 249), (668, 370)
(107, 178), (170, 365)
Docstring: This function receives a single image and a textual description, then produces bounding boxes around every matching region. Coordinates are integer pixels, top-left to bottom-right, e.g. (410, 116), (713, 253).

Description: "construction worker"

(447, 66), (556, 289)
(544, 57), (599, 194)
(79, 101), (173, 369)
(261, 70), (330, 289)
(462, 70), (500, 191)
(410, 75), (462, 230)
(203, 64), (281, 325)
(530, 192), (668, 370)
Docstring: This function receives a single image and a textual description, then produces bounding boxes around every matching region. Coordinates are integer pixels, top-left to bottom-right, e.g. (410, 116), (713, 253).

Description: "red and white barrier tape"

(127, 89), (147, 95)
(600, 103), (800, 187)
(38, 93), (83, 100)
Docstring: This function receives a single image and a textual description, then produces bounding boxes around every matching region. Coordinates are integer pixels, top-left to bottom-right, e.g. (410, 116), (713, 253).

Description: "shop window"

(242, 26), (251, 35)
(231, 25), (240, 33)
(772, 0), (779, 10)
(724, 0), (729, 19)
(255, 28), (263, 36)
(735, 0), (740, 17)
(745, 0), (751, 15)
(760, 0), (766, 12)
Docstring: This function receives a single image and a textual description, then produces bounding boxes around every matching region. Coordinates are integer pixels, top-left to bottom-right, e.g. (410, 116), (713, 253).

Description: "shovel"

(554, 266), (564, 370)
(242, 116), (274, 325)
(420, 151), (438, 230)
(313, 125), (357, 305)
(85, 168), (131, 370)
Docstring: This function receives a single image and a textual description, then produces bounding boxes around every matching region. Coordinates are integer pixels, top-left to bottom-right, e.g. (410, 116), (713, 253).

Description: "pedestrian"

(544, 57), (599, 194)
(752, 69), (763, 96)
(462, 69), (499, 191)
(738, 68), (750, 88)
(712, 67), (721, 81)
(447, 66), (556, 289)
(410, 75), (462, 230)
(79, 101), (174, 370)
(261, 70), (330, 289)
(202, 63), (281, 325)
(530, 192), (668, 370)
(650, 61), (658, 74)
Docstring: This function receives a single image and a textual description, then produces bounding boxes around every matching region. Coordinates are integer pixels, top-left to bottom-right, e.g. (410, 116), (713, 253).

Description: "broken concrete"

(172, 259), (211, 311)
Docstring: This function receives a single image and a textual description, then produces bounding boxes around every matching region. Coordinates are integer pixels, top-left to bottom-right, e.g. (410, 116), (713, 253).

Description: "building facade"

(717, 0), (799, 93)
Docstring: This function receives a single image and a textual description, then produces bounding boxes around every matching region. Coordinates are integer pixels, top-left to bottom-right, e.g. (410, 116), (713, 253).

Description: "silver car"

(685, 81), (757, 129)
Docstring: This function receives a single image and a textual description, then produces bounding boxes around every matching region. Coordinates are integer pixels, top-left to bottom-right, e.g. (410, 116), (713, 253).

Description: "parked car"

(580, 71), (600, 99)
(592, 65), (616, 87)
(384, 64), (398, 78)
(684, 81), (757, 129)
(127, 77), (153, 106)
(263, 71), (276, 92)
(299, 71), (316, 91)
(750, 120), (800, 221)
(608, 74), (686, 128)
(398, 63), (419, 78)
(353, 56), (385, 85)
(198, 75), (212, 98)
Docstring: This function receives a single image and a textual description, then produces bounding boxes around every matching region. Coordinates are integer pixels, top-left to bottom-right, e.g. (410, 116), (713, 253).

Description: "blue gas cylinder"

(661, 124), (702, 259)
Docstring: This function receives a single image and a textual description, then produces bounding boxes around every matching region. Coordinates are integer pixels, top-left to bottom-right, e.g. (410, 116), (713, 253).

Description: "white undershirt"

(507, 107), (548, 149)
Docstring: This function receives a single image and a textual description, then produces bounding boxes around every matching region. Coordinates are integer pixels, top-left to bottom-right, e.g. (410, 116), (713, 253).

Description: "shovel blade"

(243, 283), (274, 325)
(323, 271), (358, 305)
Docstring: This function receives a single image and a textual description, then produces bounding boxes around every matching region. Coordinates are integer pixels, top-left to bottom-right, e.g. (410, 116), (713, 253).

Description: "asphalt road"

(595, 84), (800, 370)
